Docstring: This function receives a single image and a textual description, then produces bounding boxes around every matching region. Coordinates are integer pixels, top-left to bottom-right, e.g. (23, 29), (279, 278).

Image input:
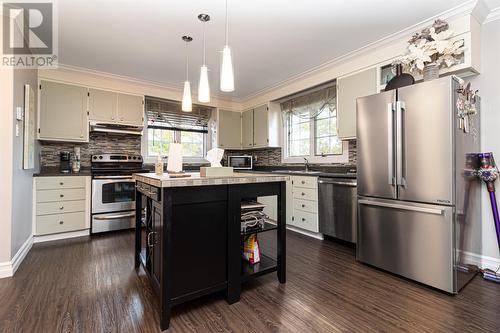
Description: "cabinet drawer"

(36, 176), (86, 190)
(293, 176), (318, 189)
(37, 200), (86, 216)
(36, 212), (86, 235)
(293, 198), (317, 214)
(293, 209), (318, 232)
(37, 188), (86, 203)
(293, 187), (318, 201)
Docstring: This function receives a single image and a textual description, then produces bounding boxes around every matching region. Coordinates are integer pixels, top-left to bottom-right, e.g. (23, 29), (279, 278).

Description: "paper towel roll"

(167, 143), (183, 172)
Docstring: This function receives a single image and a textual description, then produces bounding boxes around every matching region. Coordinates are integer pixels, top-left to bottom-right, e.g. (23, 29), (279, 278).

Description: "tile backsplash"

(39, 132), (142, 168)
(224, 140), (357, 166)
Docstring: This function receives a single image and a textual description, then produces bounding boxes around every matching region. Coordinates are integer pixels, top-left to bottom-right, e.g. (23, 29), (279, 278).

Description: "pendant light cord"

(202, 22), (206, 65)
(225, 0), (229, 45)
(185, 41), (189, 80)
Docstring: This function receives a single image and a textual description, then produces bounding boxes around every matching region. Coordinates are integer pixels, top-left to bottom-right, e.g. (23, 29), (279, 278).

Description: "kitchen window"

(143, 97), (212, 163)
(282, 84), (348, 164)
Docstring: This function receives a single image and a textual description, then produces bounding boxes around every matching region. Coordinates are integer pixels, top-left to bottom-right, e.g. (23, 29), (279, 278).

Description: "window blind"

(145, 96), (213, 133)
(280, 85), (336, 120)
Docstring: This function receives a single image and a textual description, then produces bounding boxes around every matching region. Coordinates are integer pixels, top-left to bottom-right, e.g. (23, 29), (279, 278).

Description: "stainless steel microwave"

(228, 155), (253, 170)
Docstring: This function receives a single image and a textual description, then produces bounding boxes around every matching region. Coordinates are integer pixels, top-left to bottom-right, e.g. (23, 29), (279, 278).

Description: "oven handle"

(94, 212), (136, 220)
(93, 175), (135, 180)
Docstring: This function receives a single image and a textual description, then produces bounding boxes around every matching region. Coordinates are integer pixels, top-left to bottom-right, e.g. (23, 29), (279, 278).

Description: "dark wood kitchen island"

(133, 172), (288, 330)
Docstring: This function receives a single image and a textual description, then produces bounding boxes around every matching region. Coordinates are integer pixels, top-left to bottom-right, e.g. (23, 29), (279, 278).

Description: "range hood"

(90, 121), (143, 135)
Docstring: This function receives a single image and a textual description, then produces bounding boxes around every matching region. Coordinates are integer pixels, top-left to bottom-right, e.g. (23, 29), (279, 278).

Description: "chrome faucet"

(304, 157), (310, 172)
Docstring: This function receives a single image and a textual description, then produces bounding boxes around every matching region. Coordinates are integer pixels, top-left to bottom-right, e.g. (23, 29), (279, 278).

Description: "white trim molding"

(286, 225), (324, 241)
(484, 6), (500, 23)
(0, 236), (33, 279)
(461, 250), (500, 271)
(34, 229), (90, 244)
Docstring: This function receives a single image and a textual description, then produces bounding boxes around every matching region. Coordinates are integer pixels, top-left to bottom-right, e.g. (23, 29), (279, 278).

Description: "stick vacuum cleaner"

(476, 152), (500, 283)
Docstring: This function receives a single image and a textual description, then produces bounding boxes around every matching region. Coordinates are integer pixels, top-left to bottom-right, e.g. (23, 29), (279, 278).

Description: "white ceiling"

(58, 0), (471, 100)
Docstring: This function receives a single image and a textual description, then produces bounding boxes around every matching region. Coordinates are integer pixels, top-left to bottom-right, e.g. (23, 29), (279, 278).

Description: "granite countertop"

(133, 172), (289, 188)
(33, 167), (92, 177)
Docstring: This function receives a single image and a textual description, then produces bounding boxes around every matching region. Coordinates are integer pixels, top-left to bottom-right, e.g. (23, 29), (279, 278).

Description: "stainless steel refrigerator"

(356, 76), (481, 293)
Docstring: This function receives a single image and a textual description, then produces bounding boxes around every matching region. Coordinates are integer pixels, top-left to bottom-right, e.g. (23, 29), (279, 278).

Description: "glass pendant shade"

(198, 65), (210, 103)
(220, 45), (234, 92)
(182, 80), (192, 112)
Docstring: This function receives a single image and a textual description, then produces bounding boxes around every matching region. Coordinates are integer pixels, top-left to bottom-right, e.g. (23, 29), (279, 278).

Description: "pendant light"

(197, 14), (211, 103)
(181, 35), (193, 112)
(220, 0), (234, 92)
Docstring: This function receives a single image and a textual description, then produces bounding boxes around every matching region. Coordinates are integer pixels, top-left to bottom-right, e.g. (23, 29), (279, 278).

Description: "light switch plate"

(16, 106), (23, 121)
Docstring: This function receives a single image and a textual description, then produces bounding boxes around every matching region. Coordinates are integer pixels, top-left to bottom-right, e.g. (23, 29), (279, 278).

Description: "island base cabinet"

(135, 181), (286, 331)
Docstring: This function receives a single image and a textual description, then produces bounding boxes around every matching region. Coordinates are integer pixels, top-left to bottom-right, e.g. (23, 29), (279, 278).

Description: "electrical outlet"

(15, 124), (20, 137)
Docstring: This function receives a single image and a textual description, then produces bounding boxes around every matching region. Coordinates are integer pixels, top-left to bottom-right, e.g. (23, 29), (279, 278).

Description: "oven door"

(92, 176), (136, 214)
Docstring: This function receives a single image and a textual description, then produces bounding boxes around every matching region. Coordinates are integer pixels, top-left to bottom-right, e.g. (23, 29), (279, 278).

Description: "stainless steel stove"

(91, 154), (149, 233)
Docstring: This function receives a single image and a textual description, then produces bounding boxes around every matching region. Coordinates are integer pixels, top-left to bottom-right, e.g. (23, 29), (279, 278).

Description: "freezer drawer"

(357, 197), (455, 293)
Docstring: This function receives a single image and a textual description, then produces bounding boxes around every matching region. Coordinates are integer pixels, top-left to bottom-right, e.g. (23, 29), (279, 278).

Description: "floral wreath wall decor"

(397, 19), (466, 81)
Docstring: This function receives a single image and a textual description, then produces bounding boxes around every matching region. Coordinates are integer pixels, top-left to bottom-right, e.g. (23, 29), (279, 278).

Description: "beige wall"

(11, 68), (38, 256)
(0, 67), (14, 263)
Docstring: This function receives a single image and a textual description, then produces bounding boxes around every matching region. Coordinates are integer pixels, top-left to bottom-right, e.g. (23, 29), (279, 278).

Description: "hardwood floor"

(1, 230), (499, 332)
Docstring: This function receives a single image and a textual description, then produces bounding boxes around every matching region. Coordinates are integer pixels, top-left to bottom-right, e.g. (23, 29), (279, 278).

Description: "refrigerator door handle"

(358, 199), (444, 215)
(396, 101), (406, 186)
(387, 103), (395, 185)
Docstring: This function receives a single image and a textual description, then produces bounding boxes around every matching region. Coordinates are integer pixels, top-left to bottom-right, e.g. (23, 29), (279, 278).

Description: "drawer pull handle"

(301, 192), (305, 196)
(59, 221), (64, 224)
(301, 218), (306, 221)
(60, 206), (64, 210)
(301, 181), (305, 184)
(59, 182), (64, 185)
(301, 204), (305, 208)
(60, 194), (64, 198)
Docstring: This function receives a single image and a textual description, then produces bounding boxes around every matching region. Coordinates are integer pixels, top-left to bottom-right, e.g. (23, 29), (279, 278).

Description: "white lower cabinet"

(34, 176), (91, 236)
(287, 175), (319, 233)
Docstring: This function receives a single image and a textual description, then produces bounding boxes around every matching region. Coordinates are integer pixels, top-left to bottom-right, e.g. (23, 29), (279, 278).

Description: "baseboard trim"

(461, 250), (500, 271)
(0, 236), (33, 279)
(286, 225), (324, 240)
(34, 229), (90, 243)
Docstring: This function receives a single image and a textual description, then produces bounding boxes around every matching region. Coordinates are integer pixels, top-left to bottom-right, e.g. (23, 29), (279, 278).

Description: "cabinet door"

(218, 109), (241, 149)
(88, 88), (117, 122)
(253, 105), (269, 147)
(337, 68), (377, 139)
(151, 199), (162, 289)
(117, 93), (144, 126)
(241, 109), (254, 148)
(39, 81), (89, 142)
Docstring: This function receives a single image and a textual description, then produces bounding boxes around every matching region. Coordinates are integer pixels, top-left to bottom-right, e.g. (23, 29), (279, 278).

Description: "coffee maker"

(60, 151), (71, 173)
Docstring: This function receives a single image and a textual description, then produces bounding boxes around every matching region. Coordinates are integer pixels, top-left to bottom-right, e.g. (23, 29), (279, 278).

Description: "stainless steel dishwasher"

(318, 177), (357, 243)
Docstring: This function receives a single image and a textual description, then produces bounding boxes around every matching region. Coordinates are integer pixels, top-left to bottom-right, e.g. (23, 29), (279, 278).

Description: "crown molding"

(240, 0), (477, 104)
(51, 63), (241, 104)
(484, 6), (500, 23)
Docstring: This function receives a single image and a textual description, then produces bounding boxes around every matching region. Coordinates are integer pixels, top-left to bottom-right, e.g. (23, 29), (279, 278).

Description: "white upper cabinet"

(253, 104), (270, 148)
(39, 80), (89, 143)
(217, 109), (242, 149)
(89, 88), (117, 123)
(337, 68), (378, 139)
(89, 89), (144, 126)
(237, 103), (281, 150)
(117, 93), (144, 126)
(241, 109), (254, 149)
